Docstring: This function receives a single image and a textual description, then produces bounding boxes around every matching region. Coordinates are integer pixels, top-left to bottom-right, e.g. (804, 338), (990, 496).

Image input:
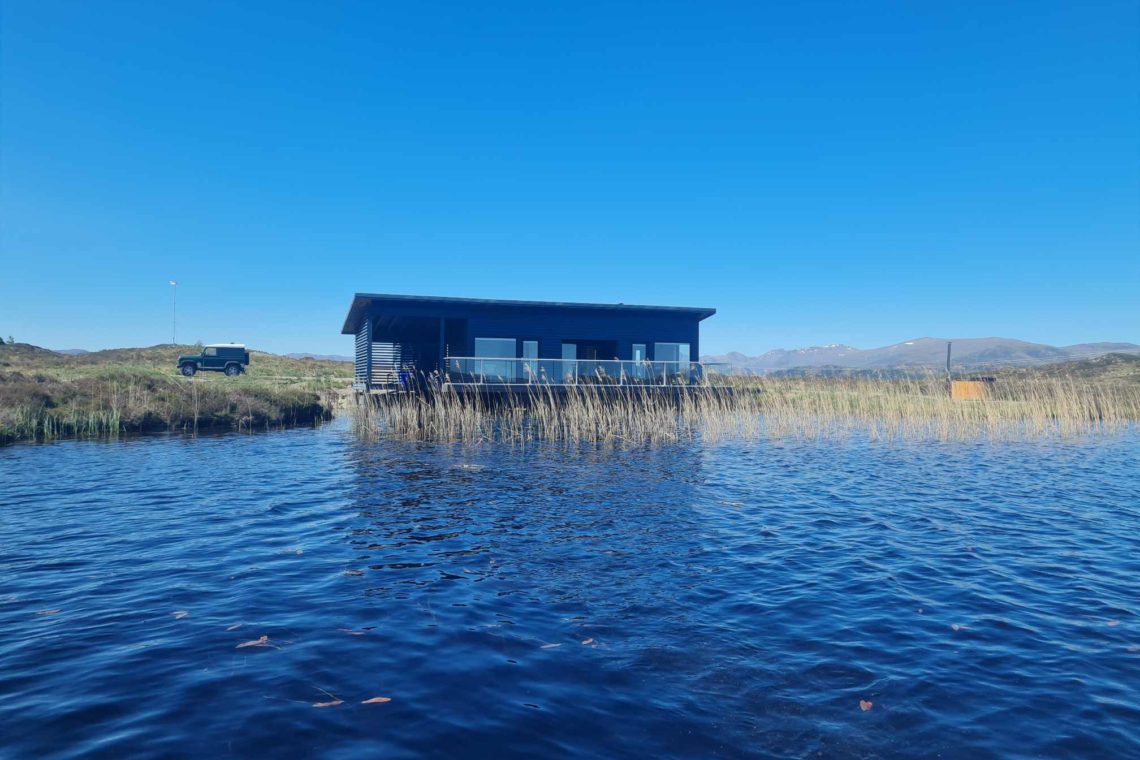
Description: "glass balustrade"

(439, 357), (729, 386)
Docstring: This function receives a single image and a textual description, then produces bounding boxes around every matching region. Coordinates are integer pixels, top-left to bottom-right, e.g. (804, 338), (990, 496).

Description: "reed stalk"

(352, 375), (1140, 445)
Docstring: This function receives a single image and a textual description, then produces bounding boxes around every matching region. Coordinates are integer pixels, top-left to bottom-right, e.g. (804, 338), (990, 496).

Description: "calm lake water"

(2, 419), (1138, 759)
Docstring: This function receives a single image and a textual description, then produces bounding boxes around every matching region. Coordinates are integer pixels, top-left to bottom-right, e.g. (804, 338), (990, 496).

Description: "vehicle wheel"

(180, 363), (197, 377)
(224, 364), (241, 377)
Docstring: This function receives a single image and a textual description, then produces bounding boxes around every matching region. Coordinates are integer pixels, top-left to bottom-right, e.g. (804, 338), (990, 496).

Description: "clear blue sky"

(2, 1), (1137, 356)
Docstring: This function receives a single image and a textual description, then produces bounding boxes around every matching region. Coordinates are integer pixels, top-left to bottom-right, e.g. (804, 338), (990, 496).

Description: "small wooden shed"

(951, 378), (995, 400)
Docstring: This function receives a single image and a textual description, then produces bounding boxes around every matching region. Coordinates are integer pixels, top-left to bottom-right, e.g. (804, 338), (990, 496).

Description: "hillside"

(286, 352), (353, 362)
(703, 337), (1140, 373)
(998, 352), (1140, 384)
(0, 343), (354, 378)
(0, 343), (352, 444)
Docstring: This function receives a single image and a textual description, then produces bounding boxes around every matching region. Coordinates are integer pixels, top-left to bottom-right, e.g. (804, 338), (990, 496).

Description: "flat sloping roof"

(342, 293), (716, 334)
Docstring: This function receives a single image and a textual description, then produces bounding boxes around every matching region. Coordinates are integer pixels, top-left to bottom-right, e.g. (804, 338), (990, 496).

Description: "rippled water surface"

(2, 420), (1139, 759)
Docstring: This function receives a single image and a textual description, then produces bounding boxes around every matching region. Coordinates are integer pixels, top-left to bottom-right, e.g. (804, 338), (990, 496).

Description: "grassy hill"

(0, 343), (353, 445)
(704, 338), (1140, 373)
(709, 352), (1140, 383)
(0, 343), (353, 379)
(996, 352), (1140, 384)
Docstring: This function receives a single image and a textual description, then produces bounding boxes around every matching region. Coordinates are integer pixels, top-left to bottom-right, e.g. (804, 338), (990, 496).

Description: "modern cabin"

(341, 293), (722, 390)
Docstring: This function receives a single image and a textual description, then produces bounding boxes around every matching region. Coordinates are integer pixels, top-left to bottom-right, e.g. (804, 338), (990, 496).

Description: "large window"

(654, 342), (690, 363)
(474, 338), (516, 381)
(475, 337), (516, 357)
(654, 342), (691, 381)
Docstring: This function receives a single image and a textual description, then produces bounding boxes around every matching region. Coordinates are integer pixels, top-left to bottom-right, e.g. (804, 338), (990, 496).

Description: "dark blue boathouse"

(342, 293), (721, 389)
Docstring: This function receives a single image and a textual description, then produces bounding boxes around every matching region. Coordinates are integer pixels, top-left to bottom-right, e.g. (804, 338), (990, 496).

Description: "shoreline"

(0, 396), (338, 446)
(0, 343), (354, 446)
(1, 415), (338, 447)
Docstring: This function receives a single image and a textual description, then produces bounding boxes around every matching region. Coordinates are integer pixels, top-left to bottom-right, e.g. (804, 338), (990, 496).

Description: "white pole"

(170, 281), (178, 344)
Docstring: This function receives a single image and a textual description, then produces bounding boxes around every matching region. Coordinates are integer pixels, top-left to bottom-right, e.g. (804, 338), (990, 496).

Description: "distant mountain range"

(43, 340), (1140, 373)
(285, 352), (353, 362)
(49, 348), (353, 362)
(701, 338), (1140, 374)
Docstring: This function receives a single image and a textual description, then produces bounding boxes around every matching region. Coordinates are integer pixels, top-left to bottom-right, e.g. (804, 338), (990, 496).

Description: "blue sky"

(1, 1), (1137, 355)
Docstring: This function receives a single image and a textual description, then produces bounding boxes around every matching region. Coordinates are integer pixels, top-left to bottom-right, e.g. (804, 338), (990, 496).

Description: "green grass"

(0, 343), (352, 444)
(0, 342), (353, 378)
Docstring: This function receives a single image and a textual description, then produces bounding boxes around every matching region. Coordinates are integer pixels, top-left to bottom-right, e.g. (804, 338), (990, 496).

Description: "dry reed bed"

(353, 376), (1140, 445)
(0, 369), (335, 444)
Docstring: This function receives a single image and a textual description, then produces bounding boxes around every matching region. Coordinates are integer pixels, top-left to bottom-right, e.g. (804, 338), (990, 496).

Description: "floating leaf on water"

(581, 638), (594, 645)
(859, 700), (873, 711)
(361, 697), (392, 704)
(236, 635), (270, 649)
(337, 628), (365, 636)
(951, 624), (964, 632)
(226, 623), (243, 631)
(1127, 645), (1140, 653)
(540, 643), (561, 649)
(173, 610), (189, 619)
(344, 570), (364, 577)
(35, 609), (61, 616)
(1107, 620), (1121, 627)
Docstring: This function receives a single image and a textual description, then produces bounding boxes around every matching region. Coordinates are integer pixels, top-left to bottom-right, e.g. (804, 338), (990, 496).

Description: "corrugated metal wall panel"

(373, 342), (401, 370)
(354, 319), (372, 385)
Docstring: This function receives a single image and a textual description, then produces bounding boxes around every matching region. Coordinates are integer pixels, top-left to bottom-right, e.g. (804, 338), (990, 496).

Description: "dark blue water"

(2, 420), (1138, 759)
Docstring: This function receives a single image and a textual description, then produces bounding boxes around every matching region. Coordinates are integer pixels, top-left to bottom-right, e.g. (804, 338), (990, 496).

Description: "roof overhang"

(341, 293), (716, 334)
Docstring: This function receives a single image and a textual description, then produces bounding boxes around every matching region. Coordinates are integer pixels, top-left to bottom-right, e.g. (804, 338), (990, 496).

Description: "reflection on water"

(1, 420), (1138, 758)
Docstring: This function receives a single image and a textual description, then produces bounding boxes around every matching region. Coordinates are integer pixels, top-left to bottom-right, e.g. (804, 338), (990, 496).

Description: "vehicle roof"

(204, 343), (246, 348)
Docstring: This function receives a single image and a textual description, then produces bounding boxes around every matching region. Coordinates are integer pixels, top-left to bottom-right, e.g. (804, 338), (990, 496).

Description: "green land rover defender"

(177, 344), (250, 377)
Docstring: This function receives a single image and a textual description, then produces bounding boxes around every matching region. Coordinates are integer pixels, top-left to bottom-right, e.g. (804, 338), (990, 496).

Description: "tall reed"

(0, 371), (335, 443)
(352, 375), (1140, 445)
